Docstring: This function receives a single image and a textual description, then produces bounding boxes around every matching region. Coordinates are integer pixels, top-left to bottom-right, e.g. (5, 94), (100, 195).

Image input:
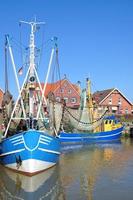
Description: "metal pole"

(36, 48), (55, 120)
(7, 36), (26, 119)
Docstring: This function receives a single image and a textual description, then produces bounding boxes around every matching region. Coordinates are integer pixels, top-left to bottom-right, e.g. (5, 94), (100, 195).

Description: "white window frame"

(71, 97), (77, 103)
(125, 108), (129, 114)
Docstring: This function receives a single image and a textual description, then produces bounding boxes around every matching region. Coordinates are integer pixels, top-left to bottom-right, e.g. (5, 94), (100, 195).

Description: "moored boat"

(0, 19), (61, 175)
(0, 130), (60, 175)
(58, 79), (124, 144)
(59, 126), (123, 144)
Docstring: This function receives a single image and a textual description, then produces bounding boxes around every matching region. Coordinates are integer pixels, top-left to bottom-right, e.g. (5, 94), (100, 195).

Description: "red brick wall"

(53, 80), (80, 108)
(101, 90), (132, 114)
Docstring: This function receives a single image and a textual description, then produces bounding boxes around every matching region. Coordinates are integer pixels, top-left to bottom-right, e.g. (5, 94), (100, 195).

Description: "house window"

(112, 109), (116, 114)
(64, 97), (68, 103)
(56, 97), (60, 102)
(118, 97), (122, 105)
(68, 89), (72, 94)
(108, 97), (112, 105)
(71, 97), (77, 103)
(125, 108), (128, 114)
(60, 88), (64, 93)
(64, 83), (67, 87)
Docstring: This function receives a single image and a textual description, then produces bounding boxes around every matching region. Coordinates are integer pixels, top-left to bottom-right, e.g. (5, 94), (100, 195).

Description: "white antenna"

(20, 20), (45, 81)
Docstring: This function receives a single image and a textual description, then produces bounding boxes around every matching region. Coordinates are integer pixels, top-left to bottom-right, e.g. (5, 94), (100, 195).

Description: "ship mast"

(20, 20), (45, 117)
(3, 19), (57, 138)
(5, 36), (8, 92)
(86, 78), (93, 122)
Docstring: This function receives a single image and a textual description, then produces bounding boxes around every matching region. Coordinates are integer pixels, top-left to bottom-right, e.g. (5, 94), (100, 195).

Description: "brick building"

(93, 88), (133, 115)
(35, 78), (80, 108)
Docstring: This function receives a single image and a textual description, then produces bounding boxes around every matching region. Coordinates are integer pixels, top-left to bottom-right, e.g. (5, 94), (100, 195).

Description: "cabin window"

(71, 97), (77, 103)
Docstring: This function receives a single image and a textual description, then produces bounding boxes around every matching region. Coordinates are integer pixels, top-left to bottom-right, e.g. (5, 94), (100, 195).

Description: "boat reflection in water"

(0, 165), (60, 200)
(61, 139), (122, 153)
(60, 139), (133, 200)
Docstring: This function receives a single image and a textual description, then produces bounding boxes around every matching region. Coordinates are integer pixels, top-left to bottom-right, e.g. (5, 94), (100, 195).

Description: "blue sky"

(0, 0), (133, 101)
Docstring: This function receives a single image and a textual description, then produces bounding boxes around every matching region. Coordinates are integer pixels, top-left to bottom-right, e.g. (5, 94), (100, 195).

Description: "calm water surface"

(0, 138), (133, 200)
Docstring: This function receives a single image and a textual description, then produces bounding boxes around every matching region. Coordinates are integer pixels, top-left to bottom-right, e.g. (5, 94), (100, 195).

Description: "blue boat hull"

(0, 130), (60, 175)
(58, 127), (123, 144)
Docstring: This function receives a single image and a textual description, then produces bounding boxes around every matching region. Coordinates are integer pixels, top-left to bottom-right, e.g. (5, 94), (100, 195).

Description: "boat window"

(105, 120), (108, 124)
(109, 120), (112, 124)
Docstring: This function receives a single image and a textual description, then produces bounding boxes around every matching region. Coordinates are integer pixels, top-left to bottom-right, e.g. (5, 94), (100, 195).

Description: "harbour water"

(0, 138), (133, 200)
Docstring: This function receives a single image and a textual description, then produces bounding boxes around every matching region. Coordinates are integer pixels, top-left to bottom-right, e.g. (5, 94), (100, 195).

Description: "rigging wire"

(55, 47), (64, 100)
(36, 24), (45, 69)
(19, 22), (25, 68)
(5, 35), (8, 92)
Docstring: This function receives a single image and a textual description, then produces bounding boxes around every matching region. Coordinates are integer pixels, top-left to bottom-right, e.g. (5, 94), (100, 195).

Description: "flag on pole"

(18, 66), (23, 75)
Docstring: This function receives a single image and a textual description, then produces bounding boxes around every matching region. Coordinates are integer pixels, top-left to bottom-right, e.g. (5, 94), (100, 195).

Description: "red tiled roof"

(93, 88), (114, 104)
(72, 83), (80, 93)
(35, 78), (79, 96)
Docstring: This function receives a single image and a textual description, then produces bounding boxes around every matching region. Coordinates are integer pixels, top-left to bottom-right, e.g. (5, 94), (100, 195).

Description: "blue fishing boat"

(59, 126), (123, 144)
(58, 79), (123, 144)
(0, 20), (60, 175)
